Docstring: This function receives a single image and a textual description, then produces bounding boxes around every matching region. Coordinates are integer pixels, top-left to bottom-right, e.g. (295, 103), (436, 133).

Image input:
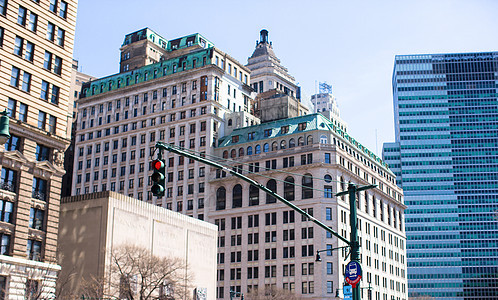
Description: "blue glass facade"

(383, 52), (498, 299)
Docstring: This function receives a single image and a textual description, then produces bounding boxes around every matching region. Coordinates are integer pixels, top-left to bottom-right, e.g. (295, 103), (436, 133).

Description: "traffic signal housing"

(151, 159), (165, 197)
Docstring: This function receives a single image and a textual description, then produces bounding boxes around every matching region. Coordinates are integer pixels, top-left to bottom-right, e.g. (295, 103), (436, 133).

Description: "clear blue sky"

(73, 0), (498, 154)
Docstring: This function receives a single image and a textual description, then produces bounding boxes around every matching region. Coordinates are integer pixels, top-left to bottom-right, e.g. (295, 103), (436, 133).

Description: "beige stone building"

(0, 0), (77, 298)
(58, 191), (218, 299)
(211, 113), (407, 300)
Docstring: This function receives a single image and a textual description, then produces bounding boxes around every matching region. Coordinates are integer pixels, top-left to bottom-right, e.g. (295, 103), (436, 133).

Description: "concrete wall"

(58, 191), (217, 299)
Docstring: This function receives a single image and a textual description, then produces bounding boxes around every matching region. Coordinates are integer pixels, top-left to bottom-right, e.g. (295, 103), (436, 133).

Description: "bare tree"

(246, 287), (303, 300)
(80, 244), (192, 300)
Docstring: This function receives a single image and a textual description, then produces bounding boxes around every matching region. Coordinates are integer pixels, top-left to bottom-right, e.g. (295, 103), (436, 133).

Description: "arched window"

(266, 179), (277, 204)
(280, 140), (286, 149)
(289, 139), (296, 148)
(239, 148), (244, 157)
(380, 201), (384, 221)
(320, 135), (327, 144)
(372, 196), (377, 218)
(393, 209), (397, 228)
(340, 176), (345, 191)
(271, 142), (278, 151)
(387, 205), (391, 225)
(263, 143), (269, 152)
(307, 135), (313, 145)
(249, 185), (259, 206)
(364, 193), (369, 214)
(216, 187), (226, 210)
(255, 145), (261, 154)
(284, 176), (295, 201)
(223, 151), (228, 159)
(230, 149), (236, 158)
(298, 137), (304, 146)
(247, 146), (253, 155)
(302, 174), (313, 199)
(232, 184), (242, 208)
(228, 119), (233, 126)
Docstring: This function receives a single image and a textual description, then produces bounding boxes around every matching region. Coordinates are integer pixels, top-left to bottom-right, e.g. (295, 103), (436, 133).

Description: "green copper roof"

(80, 47), (213, 98)
(122, 28), (169, 48)
(219, 113), (392, 172)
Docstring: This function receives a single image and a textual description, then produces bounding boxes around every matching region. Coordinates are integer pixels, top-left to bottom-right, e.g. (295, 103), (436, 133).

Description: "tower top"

(260, 29), (269, 44)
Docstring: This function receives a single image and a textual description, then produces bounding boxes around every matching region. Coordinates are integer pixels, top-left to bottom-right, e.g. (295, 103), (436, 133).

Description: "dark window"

(266, 179), (277, 204)
(302, 174), (313, 199)
(27, 239), (42, 261)
(216, 187), (226, 210)
(249, 185), (259, 206)
(0, 168), (17, 193)
(35, 144), (50, 161)
(29, 208), (44, 230)
(32, 177), (47, 201)
(284, 176), (295, 201)
(232, 184), (242, 208)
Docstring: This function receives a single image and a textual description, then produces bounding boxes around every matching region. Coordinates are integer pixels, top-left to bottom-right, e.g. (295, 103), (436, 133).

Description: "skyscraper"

(0, 0), (78, 297)
(383, 52), (498, 299)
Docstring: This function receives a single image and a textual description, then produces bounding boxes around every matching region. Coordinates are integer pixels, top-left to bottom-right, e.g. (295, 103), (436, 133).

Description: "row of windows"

(15, 4), (66, 46)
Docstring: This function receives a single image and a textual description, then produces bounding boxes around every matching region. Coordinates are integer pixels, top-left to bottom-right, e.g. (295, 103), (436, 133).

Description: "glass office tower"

(383, 52), (498, 300)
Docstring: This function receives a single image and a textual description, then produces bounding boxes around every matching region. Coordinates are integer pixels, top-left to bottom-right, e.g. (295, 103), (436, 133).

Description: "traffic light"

(151, 159), (165, 197)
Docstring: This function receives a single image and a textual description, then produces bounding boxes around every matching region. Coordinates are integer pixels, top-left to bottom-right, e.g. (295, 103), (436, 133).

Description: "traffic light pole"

(154, 142), (376, 300)
(336, 183), (376, 300)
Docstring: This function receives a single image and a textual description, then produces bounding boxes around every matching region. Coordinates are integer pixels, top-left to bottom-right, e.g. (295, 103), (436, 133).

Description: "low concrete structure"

(58, 191), (217, 299)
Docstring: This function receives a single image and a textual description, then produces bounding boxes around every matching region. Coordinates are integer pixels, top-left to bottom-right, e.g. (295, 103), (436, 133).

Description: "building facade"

(383, 52), (498, 299)
(211, 113), (407, 299)
(0, 0), (77, 298)
(58, 191), (218, 299)
(72, 29), (254, 218)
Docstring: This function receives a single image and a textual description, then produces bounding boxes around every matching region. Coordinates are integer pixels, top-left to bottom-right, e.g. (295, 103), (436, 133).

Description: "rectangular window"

(18, 6), (27, 26)
(25, 41), (34, 61)
(1, 168), (18, 194)
(21, 72), (31, 92)
(29, 208), (44, 230)
(44, 51), (52, 70)
(49, 0), (57, 13)
(38, 111), (46, 130)
(51, 85), (60, 104)
(48, 115), (56, 134)
(59, 1), (67, 18)
(0, 233), (10, 256)
(10, 67), (20, 87)
(35, 144), (50, 161)
(28, 12), (38, 32)
(14, 36), (23, 56)
(0, 0), (7, 16)
(54, 56), (62, 75)
(27, 239), (42, 261)
(47, 22), (55, 41)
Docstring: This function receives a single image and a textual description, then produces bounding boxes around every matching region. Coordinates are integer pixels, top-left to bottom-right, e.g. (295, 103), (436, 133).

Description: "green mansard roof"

(218, 113), (392, 172)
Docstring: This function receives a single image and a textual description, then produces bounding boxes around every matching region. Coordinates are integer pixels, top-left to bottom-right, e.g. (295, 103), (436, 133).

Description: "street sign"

(345, 261), (362, 288)
(343, 285), (352, 300)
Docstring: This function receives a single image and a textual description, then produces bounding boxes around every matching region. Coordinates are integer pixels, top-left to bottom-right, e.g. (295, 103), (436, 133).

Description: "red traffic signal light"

(152, 159), (164, 171)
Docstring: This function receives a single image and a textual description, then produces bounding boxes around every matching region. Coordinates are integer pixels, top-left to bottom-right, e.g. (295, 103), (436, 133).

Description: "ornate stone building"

(0, 0), (78, 298)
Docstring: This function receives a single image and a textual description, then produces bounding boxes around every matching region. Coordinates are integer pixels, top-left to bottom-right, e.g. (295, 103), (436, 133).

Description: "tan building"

(71, 28), (254, 214)
(0, 0), (77, 298)
(58, 191), (218, 299)
(210, 113), (407, 299)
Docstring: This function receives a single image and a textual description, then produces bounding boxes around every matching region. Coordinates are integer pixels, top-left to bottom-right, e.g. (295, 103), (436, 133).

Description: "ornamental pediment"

(0, 150), (28, 169)
(33, 161), (59, 179)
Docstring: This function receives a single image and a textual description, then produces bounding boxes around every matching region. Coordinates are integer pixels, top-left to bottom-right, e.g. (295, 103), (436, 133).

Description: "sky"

(73, 0), (498, 155)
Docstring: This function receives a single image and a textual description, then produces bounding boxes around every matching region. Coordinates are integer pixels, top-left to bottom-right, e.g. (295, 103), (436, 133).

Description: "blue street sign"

(343, 285), (352, 295)
(345, 261), (362, 288)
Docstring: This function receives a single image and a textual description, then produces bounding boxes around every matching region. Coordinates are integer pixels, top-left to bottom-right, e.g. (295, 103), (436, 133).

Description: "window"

(10, 67), (20, 87)
(59, 1), (67, 18)
(29, 208), (44, 230)
(1, 168), (17, 193)
(0, 0), (7, 16)
(44, 51), (52, 70)
(35, 144), (50, 161)
(38, 111), (46, 130)
(27, 239), (42, 261)
(49, 0), (57, 13)
(216, 187), (226, 210)
(0, 233), (10, 256)
(232, 184), (242, 208)
(266, 179), (277, 204)
(25, 41), (34, 61)
(14, 36), (23, 56)
(249, 185), (259, 206)
(32, 177), (47, 201)
(284, 176), (295, 201)
(18, 6), (27, 25)
(54, 56), (62, 75)
(47, 22), (55, 41)
(22, 72), (31, 92)
(302, 174), (313, 199)
(28, 12), (38, 32)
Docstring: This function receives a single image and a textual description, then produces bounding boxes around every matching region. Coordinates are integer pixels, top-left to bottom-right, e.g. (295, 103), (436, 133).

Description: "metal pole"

(348, 183), (360, 300)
